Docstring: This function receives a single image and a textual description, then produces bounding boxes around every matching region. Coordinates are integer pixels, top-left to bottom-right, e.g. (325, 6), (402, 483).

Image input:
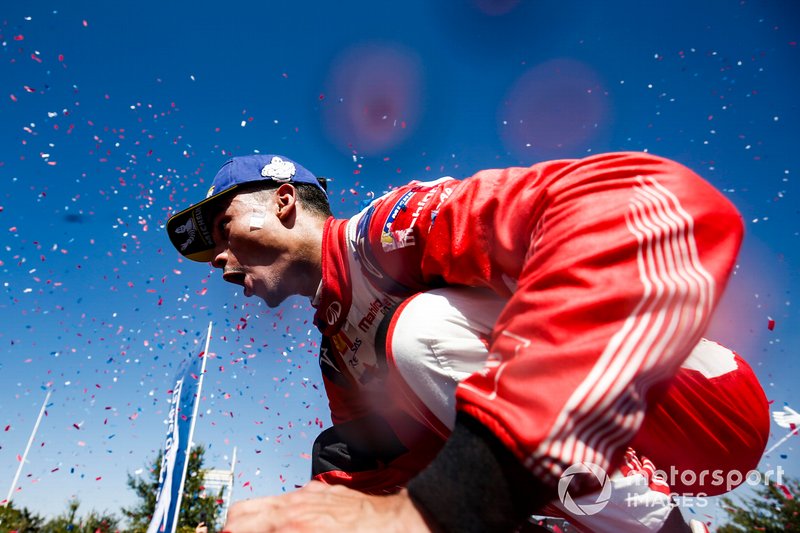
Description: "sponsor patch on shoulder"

(380, 189), (416, 252)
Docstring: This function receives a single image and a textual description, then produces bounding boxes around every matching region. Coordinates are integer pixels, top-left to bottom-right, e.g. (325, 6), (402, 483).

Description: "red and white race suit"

(377, 286), (767, 531)
(310, 152), (768, 528)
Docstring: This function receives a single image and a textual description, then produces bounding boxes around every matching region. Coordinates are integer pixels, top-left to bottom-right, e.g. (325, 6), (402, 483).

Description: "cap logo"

(261, 156), (296, 183)
(206, 186), (216, 198)
(174, 218), (197, 251)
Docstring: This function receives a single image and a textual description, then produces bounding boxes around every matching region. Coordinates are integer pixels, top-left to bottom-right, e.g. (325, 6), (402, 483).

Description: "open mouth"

(222, 269), (246, 288)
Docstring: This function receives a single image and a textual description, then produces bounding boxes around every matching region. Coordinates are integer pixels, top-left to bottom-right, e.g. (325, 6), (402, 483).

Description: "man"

(167, 153), (768, 532)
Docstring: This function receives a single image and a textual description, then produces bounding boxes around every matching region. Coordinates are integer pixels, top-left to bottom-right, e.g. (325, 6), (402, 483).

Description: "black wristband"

(407, 413), (553, 533)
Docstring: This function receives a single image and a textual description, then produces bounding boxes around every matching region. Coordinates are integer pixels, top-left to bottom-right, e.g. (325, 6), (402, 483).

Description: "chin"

(261, 293), (285, 309)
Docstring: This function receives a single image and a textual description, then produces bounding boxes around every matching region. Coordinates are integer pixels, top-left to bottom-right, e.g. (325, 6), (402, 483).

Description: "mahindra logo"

(326, 301), (342, 325)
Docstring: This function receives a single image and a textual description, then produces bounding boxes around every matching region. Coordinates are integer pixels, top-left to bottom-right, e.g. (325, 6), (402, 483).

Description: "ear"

(274, 183), (298, 221)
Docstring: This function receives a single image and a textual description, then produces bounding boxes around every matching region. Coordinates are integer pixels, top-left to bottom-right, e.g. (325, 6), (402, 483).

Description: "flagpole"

(4, 389), (51, 507)
(221, 446), (237, 526)
(764, 427), (799, 455)
(171, 321), (212, 533)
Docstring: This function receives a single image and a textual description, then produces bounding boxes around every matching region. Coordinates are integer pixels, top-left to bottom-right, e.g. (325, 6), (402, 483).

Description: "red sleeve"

(311, 409), (445, 494)
(312, 433), (443, 495)
(356, 178), (459, 294)
(374, 152), (744, 493)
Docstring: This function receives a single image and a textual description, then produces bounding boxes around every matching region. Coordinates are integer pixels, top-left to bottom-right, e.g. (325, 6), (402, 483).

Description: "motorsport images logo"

(557, 462), (612, 516)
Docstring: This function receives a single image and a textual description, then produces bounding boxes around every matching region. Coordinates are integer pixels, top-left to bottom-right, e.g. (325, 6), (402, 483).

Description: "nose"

(211, 248), (228, 270)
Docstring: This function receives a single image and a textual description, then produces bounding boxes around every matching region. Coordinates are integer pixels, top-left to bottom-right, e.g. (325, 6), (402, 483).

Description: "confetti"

(0, 5), (795, 528)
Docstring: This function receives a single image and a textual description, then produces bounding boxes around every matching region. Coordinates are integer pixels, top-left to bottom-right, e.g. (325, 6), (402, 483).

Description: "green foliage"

(1, 499), (119, 533)
(717, 475), (800, 532)
(123, 449), (161, 532)
(77, 508), (120, 533)
(0, 502), (44, 532)
(123, 444), (223, 532)
(40, 499), (119, 533)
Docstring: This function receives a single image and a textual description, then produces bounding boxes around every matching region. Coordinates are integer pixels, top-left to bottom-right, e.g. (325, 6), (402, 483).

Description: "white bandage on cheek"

(249, 211), (266, 230)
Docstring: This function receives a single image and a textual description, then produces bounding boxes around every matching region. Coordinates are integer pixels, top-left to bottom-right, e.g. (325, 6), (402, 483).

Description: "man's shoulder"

(365, 176), (460, 209)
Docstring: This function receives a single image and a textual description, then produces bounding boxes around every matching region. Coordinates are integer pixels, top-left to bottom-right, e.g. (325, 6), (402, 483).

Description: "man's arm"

(316, 335), (447, 494)
(312, 411), (444, 495)
(408, 413), (551, 532)
(363, 153), (743, 529)
(413, 153), (743, 527)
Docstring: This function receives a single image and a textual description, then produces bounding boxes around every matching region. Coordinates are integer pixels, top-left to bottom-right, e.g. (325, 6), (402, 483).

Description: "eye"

(216, 217), (231, 239)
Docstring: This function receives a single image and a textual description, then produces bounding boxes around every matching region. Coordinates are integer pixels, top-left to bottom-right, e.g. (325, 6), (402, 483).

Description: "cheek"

(227, 227), (261, 256)
(229, 230), (281, 267)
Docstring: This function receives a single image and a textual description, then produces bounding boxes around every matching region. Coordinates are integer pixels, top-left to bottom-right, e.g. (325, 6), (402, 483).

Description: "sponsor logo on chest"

(358, 296), (394, 332)
(326, 301), (342, 325)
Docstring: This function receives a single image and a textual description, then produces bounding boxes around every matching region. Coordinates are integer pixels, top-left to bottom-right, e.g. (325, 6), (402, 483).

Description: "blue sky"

(1, 0), (798, 526)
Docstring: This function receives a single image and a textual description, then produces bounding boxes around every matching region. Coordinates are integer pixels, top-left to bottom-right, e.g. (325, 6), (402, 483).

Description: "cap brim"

(166, 184), (242, 262)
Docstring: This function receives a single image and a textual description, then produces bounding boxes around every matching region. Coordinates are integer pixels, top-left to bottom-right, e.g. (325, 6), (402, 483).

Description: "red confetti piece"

(777, 483), (794, 500)
(768, 318), (775, 331)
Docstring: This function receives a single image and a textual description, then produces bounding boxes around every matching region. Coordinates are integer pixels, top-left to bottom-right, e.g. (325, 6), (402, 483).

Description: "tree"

(40, 499), (119, 533)
(0, 502), (44, 532)
(79, 508), (120, 533)
(717, 475), (800, 532)
(123, 444), (223, 532)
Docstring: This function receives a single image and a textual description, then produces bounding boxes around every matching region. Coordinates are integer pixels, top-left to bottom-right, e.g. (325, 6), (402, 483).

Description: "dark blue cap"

(166, 154), (325, 262)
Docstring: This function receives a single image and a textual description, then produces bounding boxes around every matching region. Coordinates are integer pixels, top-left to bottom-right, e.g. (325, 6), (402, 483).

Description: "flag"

(147, 338), (208, 533)
(772, 405), (800, 432)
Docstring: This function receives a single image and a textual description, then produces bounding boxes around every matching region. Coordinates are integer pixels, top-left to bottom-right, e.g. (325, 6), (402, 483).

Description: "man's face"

(209, 191), (302, 308)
